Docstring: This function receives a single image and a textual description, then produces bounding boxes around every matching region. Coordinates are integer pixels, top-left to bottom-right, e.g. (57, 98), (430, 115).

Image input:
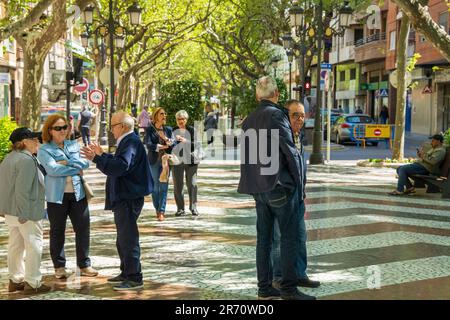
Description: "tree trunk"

(392, 0), (450, 62)
(392, 15), (410, 161)
(117, 72), (131, 110)
(20, 46), (47, 130)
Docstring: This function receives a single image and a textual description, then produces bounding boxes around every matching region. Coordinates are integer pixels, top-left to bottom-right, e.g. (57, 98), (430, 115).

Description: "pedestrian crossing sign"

(379, 89), (388, 97)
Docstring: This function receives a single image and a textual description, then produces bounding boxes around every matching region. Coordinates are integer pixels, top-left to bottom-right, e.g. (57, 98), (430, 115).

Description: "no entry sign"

(365, 125), (390, 138)
(73, 78), (89, 94)
(88, 89), (104, 105)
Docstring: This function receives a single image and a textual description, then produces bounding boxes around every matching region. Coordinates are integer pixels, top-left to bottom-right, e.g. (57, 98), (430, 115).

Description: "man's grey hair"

(115, 111), (135, 129)
(175, 110), (189, 120)
(256, 76), (278, 100)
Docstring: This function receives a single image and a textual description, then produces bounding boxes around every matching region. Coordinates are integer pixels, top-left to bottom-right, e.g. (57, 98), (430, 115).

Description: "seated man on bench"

(389, 134), (446, 196)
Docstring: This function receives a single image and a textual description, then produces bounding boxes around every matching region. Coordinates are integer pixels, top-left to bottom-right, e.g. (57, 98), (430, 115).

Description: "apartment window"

(389, 31), (396, 51)
(350, 69), (356, 80)
(439, 12), (448, 33)
(340, 71), (346, 81)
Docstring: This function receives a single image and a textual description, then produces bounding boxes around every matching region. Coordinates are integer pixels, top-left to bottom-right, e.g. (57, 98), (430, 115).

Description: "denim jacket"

(37, 140), (89, 204)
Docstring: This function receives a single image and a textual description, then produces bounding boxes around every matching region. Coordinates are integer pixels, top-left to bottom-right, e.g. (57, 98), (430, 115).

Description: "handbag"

(191, 147), (206, 163)
(81, 176), (95, 202)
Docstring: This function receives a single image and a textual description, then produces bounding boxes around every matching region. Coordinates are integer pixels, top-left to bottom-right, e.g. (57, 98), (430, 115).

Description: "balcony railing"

(354, 32), (386, 47)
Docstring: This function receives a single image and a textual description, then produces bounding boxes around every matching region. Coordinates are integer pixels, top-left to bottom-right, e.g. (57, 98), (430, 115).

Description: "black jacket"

(144, 125), (174, 165)
(93, 133), (153, 210)
(237, 100), (303, 195)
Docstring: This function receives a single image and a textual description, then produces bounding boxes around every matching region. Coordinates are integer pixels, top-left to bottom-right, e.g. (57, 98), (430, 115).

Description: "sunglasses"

(52, 125), (68, 131)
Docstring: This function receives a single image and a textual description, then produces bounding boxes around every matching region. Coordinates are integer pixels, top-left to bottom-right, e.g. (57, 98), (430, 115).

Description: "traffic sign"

(379, 89), (388, 97)
(88, 89), (104, 105)
(99, 66), (120, 86)
(422, 85), (432, 94)
(73, 78), (89, 94)
(320, 63), (332, 70)
(365, 124), (390, 138)
(389, 70), (412, 89)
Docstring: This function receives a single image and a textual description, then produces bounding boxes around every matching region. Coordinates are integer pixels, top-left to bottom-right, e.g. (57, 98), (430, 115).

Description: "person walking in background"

(78, 104), (96, 147)
(0, 128), (50, 294)
(81, 111), (152, 291)
(138, 105), (150, 134)
(379, 105), (389, 124)
(204, 111), (217, 145)
(271, 100), (320, 291)
(238, 76), (315, 300)
(37, 115), (98, 280)
(172, 110), (201, 217)
(355, 106), (363, 114)
(145, 107), (175, 222)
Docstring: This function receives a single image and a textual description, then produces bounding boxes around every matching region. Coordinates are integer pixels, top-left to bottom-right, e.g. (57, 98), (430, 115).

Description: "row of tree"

(1, 0), (449, 159)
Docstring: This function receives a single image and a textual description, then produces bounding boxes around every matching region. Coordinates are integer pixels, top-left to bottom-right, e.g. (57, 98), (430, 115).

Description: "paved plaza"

(1, 159), (449, 300)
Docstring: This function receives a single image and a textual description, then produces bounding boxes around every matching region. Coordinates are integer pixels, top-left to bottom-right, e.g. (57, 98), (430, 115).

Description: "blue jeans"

(272, 200), (307, 281)
(149, 161), (169, 213)
(253, 185), (300, 295)
(396, 163), (429, 192)
(113, 198), (144, 283)
(80, 126), (90, 146)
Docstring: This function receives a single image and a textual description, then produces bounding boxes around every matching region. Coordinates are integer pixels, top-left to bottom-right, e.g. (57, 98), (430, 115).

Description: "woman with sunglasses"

(0, 128), (50, 294)
(37, 115), (98, 279)
(145, 107), (175, 221)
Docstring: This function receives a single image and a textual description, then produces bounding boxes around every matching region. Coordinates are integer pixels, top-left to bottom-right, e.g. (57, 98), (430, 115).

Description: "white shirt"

(116, 130), (135, 147)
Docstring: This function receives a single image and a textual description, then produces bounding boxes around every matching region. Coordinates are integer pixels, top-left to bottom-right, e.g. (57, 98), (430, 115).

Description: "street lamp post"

(285, 0), (353, 165)
(81, 2), (142, 148)
(286, 50), (294, 99)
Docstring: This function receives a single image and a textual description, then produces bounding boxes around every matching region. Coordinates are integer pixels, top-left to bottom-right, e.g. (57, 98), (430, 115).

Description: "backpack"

(79, 110), (91, 127)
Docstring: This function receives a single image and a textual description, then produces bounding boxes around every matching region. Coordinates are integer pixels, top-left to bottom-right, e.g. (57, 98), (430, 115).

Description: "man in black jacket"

(238, 76), (315, 300)
(81, 111), (153, 291)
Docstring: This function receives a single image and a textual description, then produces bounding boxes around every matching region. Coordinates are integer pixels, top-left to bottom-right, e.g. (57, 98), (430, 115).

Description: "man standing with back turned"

(81, 111), (152, 291)
(238, 76), (315, 300)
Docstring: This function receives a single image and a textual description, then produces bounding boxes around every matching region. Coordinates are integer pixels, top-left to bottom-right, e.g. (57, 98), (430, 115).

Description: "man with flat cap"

(389, 134), (446, 195)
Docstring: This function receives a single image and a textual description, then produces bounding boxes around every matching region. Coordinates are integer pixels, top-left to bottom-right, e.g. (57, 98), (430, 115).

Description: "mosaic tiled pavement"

(1, 160), (450, 300)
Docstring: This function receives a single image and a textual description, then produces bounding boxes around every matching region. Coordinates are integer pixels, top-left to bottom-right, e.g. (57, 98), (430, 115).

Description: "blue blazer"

(93, 132), (153, 210)
(237, 100), (302, 195)
(145, 125), (174, 165)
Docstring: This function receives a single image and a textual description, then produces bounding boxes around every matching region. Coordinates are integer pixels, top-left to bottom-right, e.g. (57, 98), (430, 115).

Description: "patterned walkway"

(1, 160), (449, 300)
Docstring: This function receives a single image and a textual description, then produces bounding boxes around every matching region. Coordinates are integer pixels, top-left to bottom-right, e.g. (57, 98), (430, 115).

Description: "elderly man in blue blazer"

(238, 76), (315, 300)
(81, 111), (152, 291)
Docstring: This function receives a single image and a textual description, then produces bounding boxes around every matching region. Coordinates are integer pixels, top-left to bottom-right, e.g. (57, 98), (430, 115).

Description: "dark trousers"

(172, 164), (198, 212)
(253, 185), (300, 295)
(113, 198), (144, 283)
(46, 193), (91, 268)
(396, 163), (429, 192)
(80, 126), (90, 146)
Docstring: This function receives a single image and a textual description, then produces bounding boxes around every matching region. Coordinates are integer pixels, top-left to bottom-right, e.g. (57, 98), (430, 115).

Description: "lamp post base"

(309, 130), (324, 165)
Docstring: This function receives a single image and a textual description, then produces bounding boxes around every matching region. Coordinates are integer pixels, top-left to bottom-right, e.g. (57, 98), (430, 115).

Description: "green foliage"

(159, 80), (203, 128)
(368, 157), (414, 163)
(443, 129), (450, 146)
(236, 78), (289, 117)
(0, 118), (18, 163)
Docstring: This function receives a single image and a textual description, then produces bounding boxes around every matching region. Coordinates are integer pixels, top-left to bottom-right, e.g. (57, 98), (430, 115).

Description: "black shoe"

(107, 274), (126, 283)
(298, 277), (321, 288)
(281, 290), (316, 300)
(175, 210), (185, 216)
(258, 287), (281, 300)
(113, 280), (144, 291)
(191, 209), (199, 216)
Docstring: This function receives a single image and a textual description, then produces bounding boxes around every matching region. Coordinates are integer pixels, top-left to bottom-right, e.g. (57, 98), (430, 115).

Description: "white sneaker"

(55, 267), (73, 279)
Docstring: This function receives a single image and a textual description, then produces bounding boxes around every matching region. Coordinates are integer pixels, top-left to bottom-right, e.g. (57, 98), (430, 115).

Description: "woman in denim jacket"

(37, 114), (97, 279)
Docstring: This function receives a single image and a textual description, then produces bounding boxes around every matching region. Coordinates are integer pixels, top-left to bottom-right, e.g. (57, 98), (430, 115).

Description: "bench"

(411, 146), (450, 199)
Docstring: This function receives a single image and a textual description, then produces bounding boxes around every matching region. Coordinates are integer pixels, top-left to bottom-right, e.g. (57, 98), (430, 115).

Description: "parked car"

(330, 114), (379, 146)
(324, 111), (345, 139)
